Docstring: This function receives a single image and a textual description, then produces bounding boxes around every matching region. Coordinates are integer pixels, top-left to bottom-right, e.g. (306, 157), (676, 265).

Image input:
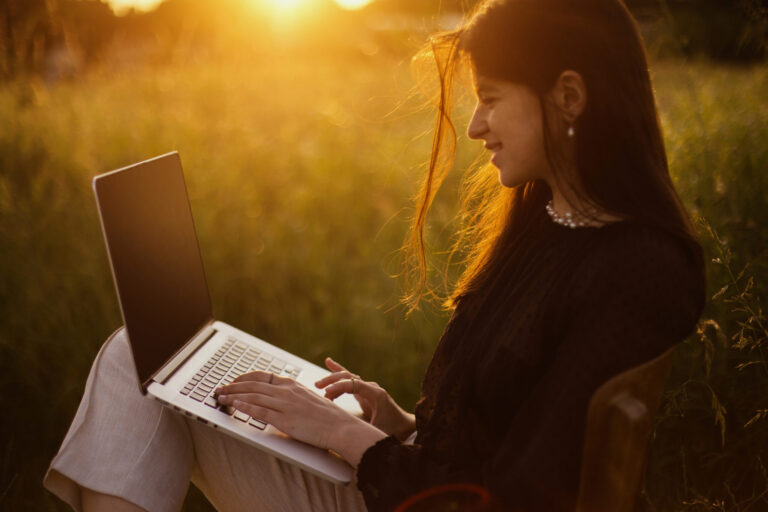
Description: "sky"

(106, 0), (373, 15)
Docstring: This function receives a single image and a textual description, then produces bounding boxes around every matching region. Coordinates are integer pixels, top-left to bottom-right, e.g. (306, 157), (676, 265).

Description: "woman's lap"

(43, 328), (366, 512)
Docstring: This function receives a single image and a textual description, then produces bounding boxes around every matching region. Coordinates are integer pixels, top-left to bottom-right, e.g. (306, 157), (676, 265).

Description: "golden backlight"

(266, 0), (306, 10)
(107, 0), (373, 14)
(108, 0), (164, 15)
(334, 0), (372, 9)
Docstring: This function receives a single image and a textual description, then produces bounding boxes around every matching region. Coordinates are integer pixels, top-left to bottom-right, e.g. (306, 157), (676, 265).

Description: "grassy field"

(1, 48), (766, 510)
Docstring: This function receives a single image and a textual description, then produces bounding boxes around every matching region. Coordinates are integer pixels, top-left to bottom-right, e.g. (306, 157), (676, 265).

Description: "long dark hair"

(403, 0), (702, 310)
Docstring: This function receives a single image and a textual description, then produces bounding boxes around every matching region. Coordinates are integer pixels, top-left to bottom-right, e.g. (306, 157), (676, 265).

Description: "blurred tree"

(0, 0), (118, 81)
(0, 0), (58, 79)
(655, 0), (767, 60)
(58, 0), (117, 66)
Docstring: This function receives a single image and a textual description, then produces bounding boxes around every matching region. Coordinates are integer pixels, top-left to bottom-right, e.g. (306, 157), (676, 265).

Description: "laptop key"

(204, 396), (219, 408)
(249, 419), (267, 430)
(191, 390), (206, 401)
(234, 410), (249, 422)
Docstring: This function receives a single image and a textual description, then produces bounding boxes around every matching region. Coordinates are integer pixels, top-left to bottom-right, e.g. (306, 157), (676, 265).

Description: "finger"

(324, 357), (348, 373)
(314, 371), (349, 389)
(314, 370), (359, 389)
(234, 370), (290, 386)
(217, 392), (284, 412)
(216, 381), (273, 397)
(324, 378), (368, 401)
(318, 357), (348, 387)
(232, 399), (276, 425)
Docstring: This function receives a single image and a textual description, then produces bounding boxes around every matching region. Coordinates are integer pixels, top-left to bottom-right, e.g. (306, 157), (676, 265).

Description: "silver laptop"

(93, 151), (361, 484)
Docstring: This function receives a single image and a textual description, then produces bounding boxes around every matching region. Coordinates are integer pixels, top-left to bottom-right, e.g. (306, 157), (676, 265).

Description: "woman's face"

(467, 74), (552, 188)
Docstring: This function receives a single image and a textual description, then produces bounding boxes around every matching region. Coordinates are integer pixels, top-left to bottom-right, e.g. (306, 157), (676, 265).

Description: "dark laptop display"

(94, 152), (213, 389)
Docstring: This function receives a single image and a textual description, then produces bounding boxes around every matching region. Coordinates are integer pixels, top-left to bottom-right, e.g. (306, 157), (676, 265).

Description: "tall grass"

(0, 51), (765, 510)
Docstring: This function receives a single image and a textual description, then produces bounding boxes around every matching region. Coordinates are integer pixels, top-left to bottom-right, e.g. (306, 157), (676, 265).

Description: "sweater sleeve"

(356, 226), (704, 512)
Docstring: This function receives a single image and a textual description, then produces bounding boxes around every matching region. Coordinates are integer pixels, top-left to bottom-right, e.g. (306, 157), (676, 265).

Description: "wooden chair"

(575, 348), (674, 512)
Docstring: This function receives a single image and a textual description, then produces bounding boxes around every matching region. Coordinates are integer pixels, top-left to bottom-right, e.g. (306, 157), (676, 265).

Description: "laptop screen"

(94, 152), (213, 389)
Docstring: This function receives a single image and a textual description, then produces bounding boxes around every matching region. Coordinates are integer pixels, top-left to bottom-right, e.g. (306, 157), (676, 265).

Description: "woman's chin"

(497, 170), (524, 189)
(494, 162), (537, 189)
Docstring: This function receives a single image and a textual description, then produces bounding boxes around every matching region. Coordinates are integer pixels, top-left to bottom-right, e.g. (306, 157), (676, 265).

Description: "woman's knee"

(90, 327), (138, 388)
(97, 327), (131, 367)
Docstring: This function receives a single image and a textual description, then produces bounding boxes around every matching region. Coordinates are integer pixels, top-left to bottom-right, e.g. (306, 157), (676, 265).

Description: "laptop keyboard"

(180, 336), (302, 430)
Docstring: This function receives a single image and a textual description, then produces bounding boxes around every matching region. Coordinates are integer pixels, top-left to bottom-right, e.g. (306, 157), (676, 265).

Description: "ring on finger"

(269, 373), (274, 385)
(352, 378), (358, 394)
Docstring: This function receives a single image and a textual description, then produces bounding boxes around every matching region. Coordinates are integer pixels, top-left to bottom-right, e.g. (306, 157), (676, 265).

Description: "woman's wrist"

(330, 415), (389, 468)
(393, 411), (416, 441)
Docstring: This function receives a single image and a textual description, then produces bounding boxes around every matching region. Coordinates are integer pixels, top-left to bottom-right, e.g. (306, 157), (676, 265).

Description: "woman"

(44, 0), (705, 510)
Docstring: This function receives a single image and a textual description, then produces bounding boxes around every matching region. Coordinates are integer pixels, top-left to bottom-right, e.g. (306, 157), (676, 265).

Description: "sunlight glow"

(107, 0), (164, 15)
(106, 0), (375, 18)
(334, 0), (372, 9)
(267, 0), (306, 10)
(108, 0), (374, 16)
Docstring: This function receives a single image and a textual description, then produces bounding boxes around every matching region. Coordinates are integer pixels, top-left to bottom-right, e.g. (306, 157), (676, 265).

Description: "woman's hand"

(215, 371), (387, 467)
(314, 357), (416, 442)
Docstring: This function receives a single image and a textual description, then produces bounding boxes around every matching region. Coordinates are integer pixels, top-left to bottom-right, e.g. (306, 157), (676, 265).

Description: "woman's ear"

(549, 70), (587, 124)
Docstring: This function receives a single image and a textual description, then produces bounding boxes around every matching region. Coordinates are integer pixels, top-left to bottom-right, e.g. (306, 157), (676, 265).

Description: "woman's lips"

(485, 142), (502, 152)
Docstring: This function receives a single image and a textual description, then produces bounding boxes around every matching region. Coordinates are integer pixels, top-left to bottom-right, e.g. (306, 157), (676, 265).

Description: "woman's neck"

(548, 183), (621, 227)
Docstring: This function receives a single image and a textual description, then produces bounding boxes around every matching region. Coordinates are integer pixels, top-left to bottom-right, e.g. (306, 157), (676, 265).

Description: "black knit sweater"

(356, 214), (705, 512)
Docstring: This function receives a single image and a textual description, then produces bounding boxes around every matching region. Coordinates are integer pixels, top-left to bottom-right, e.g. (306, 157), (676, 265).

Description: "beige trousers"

(43, 328), (368, 512)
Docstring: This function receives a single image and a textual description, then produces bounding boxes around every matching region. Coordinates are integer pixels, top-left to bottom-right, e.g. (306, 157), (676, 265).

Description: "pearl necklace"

(545, 200), (590, 228)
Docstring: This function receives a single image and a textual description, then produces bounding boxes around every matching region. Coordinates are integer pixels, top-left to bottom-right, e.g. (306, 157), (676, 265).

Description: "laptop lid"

(93, 152), (213, 390)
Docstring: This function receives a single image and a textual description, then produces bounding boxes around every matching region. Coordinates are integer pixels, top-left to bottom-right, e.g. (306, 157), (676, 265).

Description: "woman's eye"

(479, 96), (496, 106)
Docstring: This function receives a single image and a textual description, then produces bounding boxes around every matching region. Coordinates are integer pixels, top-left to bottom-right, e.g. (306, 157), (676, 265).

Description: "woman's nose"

(467, 107), (487, 140)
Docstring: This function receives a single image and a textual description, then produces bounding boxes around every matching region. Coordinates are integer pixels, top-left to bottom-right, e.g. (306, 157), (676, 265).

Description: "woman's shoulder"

(586, 219), (701, 274)
(571, 219), (705, 312)
(559, 219), (707, 351)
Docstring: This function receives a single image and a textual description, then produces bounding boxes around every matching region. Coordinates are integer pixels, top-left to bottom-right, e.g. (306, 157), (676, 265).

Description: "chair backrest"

(575, 348), (674, 512)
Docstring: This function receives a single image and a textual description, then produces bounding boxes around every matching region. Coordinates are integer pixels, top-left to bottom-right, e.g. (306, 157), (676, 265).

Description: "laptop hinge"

(152, 323), (216, 385)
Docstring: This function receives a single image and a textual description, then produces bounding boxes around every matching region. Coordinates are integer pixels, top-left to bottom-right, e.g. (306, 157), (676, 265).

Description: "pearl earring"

(567, 125), (575, 138)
